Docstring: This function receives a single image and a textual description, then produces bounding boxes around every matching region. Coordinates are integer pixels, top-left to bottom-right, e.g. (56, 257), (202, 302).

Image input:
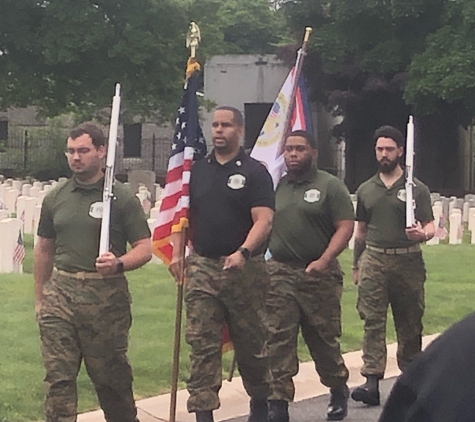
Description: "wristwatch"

(116, 258), (125, 274)
(238, 247), (251, 260)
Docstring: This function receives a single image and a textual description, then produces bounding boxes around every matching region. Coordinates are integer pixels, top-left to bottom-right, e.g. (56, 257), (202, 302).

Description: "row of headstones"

(0, 178), (69, 235)
(0, 176), (165, 231)
(348, 193), (475, 249)
(0, 175), (166, 273)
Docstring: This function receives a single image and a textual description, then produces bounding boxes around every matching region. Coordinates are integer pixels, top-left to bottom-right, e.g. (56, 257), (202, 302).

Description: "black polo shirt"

(189, 148), (274, 258)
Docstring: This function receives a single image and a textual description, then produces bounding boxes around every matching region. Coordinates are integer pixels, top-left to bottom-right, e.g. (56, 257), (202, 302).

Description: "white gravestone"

(449, 209), (463, 245)
(0, 184), (6, 209)
(37, 190), (46, 205)
(12, 180), (22, 191)
(150, 207), (160, 220)
(426, 204), (442, 246)
(0, 218), (23, 273)
(34, 204), (42, 246)
(5, 188), (20, 216)
(29, 186), (41, 198)
(348, 201), (357, 250)
(21, 184), (31, 197)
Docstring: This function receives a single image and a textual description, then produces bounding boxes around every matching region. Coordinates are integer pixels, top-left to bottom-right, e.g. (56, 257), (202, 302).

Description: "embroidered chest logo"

(89, 202), (104, 219)
(227, 174), (246, 190)
(304, 189), (321, 203)
(397, 189), (407, 202)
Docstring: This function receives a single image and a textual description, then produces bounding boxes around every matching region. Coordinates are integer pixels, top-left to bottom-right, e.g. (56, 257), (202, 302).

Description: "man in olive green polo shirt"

(34, 122), (152, 422)
(266, 130), (354, 422)
(351, 125), (435, 407)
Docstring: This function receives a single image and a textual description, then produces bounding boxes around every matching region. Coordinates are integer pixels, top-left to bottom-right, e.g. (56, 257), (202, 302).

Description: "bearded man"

(351, 125), (435, 407)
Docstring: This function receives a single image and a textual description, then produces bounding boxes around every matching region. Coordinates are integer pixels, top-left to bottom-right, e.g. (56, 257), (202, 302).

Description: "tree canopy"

(0, 0), (288, 120)
(279, 0), (475, 190)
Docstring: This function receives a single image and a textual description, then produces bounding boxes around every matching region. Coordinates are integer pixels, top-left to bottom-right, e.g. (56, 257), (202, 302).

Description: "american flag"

(152, 72), (207, 264)
(13, 230), (26, 264)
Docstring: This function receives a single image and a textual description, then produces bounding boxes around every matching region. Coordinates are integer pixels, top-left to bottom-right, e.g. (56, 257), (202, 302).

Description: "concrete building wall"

(203, 55), (292, 142)
(203, 54), (340, 174)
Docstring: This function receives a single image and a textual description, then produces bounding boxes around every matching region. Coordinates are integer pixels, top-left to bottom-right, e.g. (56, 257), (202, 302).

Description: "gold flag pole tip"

(304, 27), (313, 42)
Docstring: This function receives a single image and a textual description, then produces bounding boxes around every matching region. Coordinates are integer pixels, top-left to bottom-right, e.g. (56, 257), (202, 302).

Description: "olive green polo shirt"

(37, 176), (151, 272)
(269, 166), (354, 264)
(356, 174), (434, 248)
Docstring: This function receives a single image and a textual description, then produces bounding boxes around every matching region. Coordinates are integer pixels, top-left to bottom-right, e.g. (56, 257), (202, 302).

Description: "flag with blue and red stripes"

(251, 68), (313, 187)
(152, 72), (207, 264)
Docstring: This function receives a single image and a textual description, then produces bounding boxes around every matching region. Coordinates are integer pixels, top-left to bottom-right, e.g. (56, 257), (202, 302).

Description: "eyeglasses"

(64, 147), (92, 157)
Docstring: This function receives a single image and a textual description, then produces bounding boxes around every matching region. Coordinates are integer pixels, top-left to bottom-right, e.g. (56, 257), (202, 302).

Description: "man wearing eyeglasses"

(266, 130), (354, 422)
(34, 122), (152, 422)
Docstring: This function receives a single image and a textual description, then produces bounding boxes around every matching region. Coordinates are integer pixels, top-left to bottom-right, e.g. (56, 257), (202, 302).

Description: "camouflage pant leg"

(185, 255), (226, 412)
(185, 254), (271, 412)
(77, 276), (136, 422)
(38, 273), (136, 422)
(387, 252), (426, 372)
(357, 250), (390, 377)
(223, 256), (271, 401)
(298, 261), (349, 389)
(265, 260), (302, 402)
(38, 275), (82, 422)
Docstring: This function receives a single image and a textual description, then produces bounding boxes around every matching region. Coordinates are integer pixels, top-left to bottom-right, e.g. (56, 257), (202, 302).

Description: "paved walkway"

(78, 335), (438, 422)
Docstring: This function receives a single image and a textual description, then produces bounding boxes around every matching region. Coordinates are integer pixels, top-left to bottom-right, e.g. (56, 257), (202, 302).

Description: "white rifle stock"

(99, 83), (121, 255)
(405, 115), (416, 227)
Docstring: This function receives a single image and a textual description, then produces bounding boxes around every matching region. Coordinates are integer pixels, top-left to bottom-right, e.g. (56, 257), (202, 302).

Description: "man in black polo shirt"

(169, 106), (274, 422)
(351, 125), (435, 407)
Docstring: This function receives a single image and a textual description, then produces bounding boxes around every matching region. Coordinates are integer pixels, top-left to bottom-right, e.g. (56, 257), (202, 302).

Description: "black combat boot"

(268, 400), (289, 422)
(326, 385), (349, 421)
(195, 411), (214, 422)
(351, 375), (380, 406)
(247, 398), (268, 422)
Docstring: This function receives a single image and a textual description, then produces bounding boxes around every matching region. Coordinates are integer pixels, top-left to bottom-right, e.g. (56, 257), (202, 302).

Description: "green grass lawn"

(1, 236), (475, 421)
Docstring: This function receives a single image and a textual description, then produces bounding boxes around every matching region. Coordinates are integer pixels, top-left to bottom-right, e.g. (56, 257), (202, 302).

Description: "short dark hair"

(215, 106), (244, 127)
(286, 130), (317, 149)
(373, 125), (404, 147)
(69, 122), (106, 148)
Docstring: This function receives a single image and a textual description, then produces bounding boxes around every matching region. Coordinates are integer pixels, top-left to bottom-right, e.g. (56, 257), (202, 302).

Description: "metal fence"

(1, 126), (173, 181)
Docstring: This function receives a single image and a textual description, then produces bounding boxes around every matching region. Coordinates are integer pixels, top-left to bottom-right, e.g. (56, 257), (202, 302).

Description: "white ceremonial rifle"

(405, 115), (416, 227)
(99, 83), (121, 255)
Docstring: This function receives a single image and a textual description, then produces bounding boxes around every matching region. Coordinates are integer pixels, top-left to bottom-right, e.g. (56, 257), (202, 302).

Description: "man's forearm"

(353, 237), (366, 269)
(241, 218), (272, 252)
(319, 220), (354, 264)
(120, 239), (152, 271)
(34, 252), (54, 304)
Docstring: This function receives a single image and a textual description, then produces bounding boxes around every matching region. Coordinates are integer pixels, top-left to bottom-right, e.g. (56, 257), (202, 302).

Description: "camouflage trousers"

(37, 271), (137, 422)
(266, 259), (349, 402)
(184, 253), (271, 413)
(357, 249), (426, 377)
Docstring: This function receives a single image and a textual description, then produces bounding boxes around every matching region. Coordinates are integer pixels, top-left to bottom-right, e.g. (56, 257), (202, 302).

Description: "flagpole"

(278, 27), (312, 157)
(169, 22), (202, 422)
(169, 231), (186, 422)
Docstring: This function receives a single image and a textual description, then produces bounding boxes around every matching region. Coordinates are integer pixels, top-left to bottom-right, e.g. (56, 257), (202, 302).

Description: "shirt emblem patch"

(227, 174), (246, 190)
(304, 189), (321, 203)
(397, 189), (407, 202)
(89, 202), (104, 219)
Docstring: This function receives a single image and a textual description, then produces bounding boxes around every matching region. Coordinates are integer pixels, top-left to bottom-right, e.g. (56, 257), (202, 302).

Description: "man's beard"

(378, 158), (399, 174)
(287, 157), (313, 175)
